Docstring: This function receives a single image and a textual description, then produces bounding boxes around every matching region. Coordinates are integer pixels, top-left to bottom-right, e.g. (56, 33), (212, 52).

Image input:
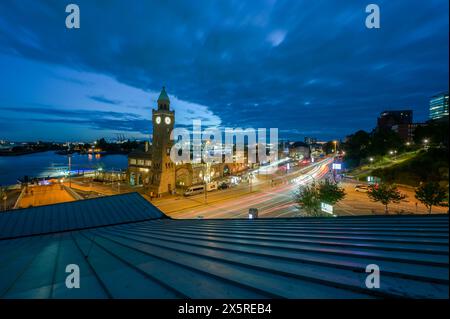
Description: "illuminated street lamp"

(423, 139), (429, 149)
(389, 150), (397, 160)
(67, 154), (72, 188)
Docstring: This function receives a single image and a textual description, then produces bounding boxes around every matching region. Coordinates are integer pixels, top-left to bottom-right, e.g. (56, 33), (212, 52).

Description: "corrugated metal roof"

(0, 207), (448, 298)
(0, 193), (165, 240)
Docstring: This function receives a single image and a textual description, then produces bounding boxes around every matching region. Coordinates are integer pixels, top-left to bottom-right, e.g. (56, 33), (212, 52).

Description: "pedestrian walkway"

(17, 184), (75, 208)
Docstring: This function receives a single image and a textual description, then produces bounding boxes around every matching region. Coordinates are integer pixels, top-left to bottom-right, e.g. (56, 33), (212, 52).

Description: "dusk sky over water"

(0, 0), (448, 142)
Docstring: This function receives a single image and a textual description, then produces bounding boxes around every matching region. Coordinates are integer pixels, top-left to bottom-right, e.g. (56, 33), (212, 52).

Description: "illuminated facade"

(127, 87), (248, 196)
(429, 92), (449, 120)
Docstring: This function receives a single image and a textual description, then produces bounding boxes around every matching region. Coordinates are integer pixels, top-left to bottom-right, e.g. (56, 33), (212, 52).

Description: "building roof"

(157, 86), (170, 103)
(431, 91), (449, 98)
(0, 195), (447, 299)
(0, 193), (165, 240)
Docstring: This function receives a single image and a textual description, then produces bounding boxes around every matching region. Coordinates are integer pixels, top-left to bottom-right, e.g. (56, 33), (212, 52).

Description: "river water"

(0, 151), (128, 186)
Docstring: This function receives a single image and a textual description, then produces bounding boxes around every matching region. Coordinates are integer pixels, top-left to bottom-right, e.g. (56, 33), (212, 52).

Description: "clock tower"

(150, 86), (176, 195)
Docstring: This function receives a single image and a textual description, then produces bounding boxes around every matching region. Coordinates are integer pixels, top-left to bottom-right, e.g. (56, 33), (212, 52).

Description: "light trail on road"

(166, 157), (333, 219)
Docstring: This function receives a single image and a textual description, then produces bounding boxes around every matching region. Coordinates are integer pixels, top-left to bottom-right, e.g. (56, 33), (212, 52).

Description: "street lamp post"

(203, 163), (208, 204)
(423, 139), (429, 150)
(68, 154), (72, 188)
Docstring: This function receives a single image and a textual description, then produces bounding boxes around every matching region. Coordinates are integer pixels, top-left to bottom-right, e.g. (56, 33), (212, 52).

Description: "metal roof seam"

(69, 231), (114, 299)
(113, 224), (448, 267)
(90, 229), (287, 299)
(76, 230), (193, 299)
(104, 223), (449, 285)
(126, 225), (449, 255)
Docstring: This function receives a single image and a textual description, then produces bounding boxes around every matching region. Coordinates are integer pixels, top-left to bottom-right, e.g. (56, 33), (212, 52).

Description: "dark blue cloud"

(0, 0), (448, 141)
(0, 105), (149, 134)
(88, 95), (122, 105)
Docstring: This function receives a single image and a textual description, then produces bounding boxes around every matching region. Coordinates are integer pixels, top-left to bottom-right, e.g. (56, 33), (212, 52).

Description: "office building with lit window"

(429, 92), (449, 120)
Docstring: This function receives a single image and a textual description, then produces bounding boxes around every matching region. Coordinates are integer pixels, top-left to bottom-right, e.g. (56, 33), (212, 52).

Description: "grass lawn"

(348, 150), (420, 181)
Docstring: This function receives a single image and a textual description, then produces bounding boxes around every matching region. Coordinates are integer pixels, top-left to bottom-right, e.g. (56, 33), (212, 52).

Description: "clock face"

(164, 116), (171, 125)
(155, 116), (161, 124)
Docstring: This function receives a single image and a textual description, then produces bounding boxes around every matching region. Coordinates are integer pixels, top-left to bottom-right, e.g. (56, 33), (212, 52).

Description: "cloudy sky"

(0, 0), (448, 142)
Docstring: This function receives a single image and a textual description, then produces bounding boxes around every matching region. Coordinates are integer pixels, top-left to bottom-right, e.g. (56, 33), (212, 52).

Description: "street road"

(335, 180), (448, 216)
(24, 155), (446, 218)
(153, 158), (333, 218)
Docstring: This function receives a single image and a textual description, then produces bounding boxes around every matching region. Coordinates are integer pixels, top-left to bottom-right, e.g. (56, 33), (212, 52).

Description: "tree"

(367, 183), (406, 214)
(318, 179), (346, 205)
(415, 182), (448, 214)
(342, 130), (371, 167)
(295, 182), (321, 216)
(295, 180), (346, 217)
(323, 141), (339, 155)
(413, 120), (449, 149)
(96, 138), (109, 149)
(368, 128), (404, 156)
(342, 129), (404, 168)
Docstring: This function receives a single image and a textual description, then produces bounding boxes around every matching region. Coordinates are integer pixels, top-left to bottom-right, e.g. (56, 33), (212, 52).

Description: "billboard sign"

(321, 202), (333, 215)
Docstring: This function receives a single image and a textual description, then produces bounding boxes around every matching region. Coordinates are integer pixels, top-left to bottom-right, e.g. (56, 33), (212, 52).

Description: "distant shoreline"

(0, 150), (130, 157)
(0, 149), (49, 157)
(0, 150), (129, 187)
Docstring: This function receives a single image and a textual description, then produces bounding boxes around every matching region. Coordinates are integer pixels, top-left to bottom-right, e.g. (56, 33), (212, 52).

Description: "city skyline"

(0, 0), (449, 142)
(0, 1), (448, 303)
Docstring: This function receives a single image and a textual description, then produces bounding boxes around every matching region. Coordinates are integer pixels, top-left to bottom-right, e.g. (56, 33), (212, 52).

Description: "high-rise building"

(429, 92), (449, 120)
(392, 123), (423, 142)
(377, 110), (413, 130)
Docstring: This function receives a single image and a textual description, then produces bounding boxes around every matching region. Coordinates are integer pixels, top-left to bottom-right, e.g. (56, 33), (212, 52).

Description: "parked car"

(184, 185), (205, 196)
(184, 182), (218, 196)
(218, 182), (229, 190)
(354, 184), (369, 192)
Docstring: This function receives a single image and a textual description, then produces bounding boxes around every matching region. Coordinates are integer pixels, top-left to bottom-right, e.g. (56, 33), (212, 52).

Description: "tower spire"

(157, 86), (170, 110)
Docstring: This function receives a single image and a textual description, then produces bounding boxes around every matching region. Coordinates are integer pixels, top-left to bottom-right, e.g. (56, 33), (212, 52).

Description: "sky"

(0, 0), (448, 142)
